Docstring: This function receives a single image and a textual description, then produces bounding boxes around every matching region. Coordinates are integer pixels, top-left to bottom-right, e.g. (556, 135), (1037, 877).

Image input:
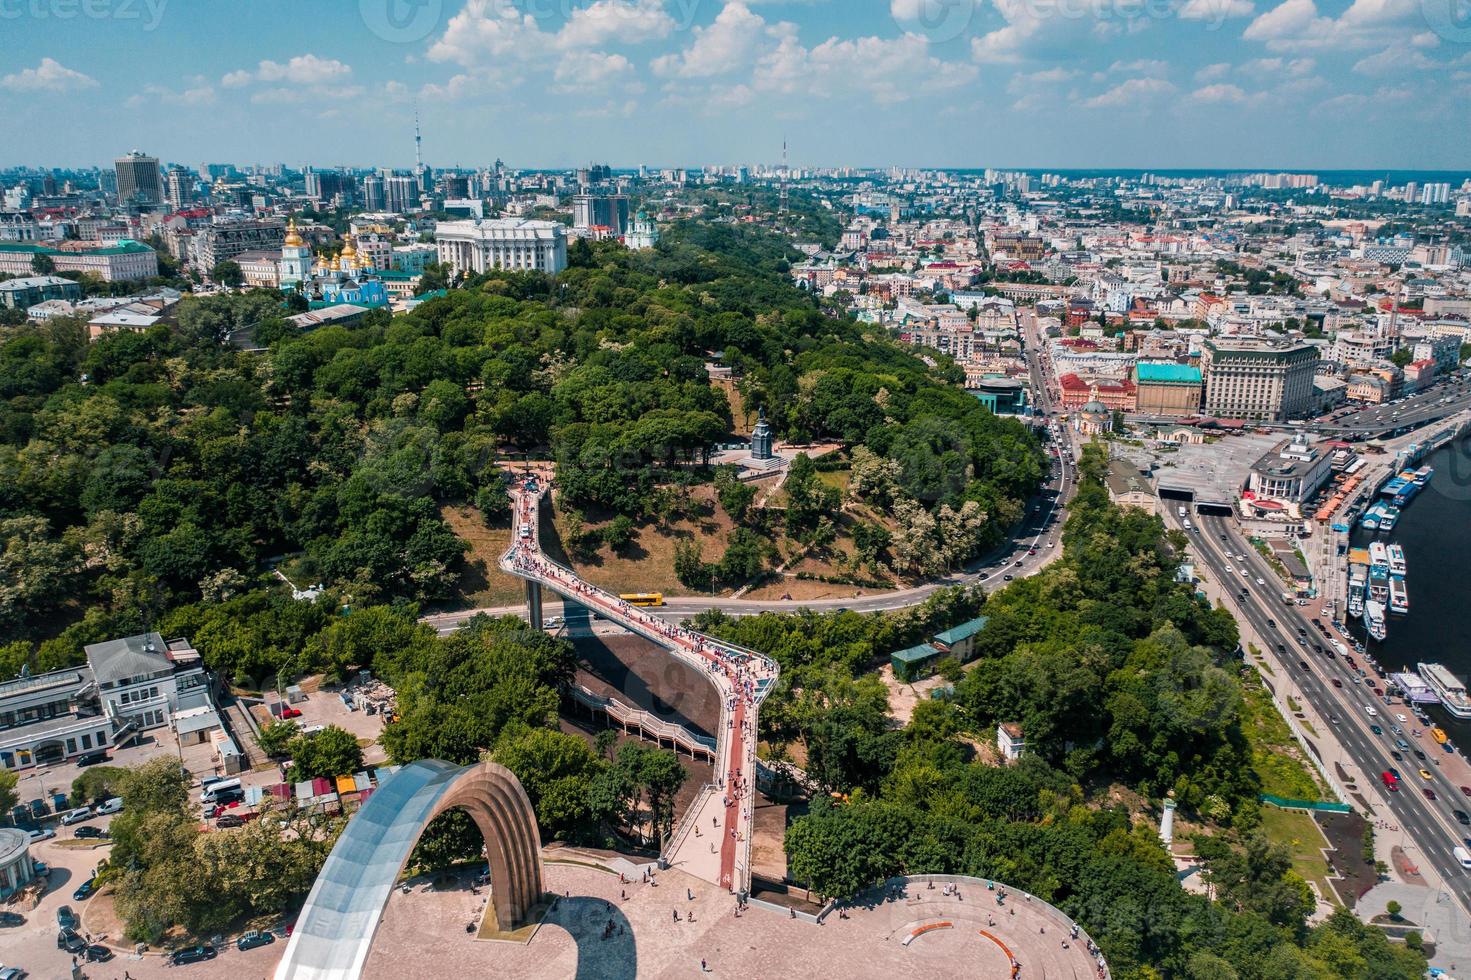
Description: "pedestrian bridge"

(502, 483), (779, 896)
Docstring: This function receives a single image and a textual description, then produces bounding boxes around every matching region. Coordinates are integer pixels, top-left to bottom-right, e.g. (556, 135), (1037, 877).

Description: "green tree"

(30, 252), (55, 275)
(288, 725), (364, 780)
(256, 719), (298, 758)
(210, 260), (244, 287)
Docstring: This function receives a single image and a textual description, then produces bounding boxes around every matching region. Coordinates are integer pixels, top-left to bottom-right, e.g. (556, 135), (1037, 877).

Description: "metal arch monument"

(273, 759), (545, 980)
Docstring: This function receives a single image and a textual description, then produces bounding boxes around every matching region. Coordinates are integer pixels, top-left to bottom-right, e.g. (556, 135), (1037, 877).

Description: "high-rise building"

(385, 175), (417, 213)
(435, 219), (567, 276)
(573, 194), (630, 234)
(115, 150), (163, 206)
(361, 176), (386, 212)
(1200, 338), (1319, 421)
(166, 167), (193, 210)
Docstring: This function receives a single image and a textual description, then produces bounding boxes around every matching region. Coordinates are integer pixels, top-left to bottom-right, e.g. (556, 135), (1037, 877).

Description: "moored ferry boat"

(1387, 544), (1407, 577)
(1418, 662), (1471, 719)
(1348, 548), (1369, 617)
(1379, 505), (1400, 531)
(1363, 600), (1387, 641)
(1389, 576), (1409, 615)
(1413, 466), (1434, 487)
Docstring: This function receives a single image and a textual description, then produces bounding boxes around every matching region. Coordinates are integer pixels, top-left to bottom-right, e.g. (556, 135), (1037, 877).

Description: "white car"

(26, 827), (54, 843)
(96, 797), (123, 816)
(1225, 564), (1234, 573)
(1396, 713), (1408, 723)
(1256, 578), (1266, 586)
(1365, 705), (1378, 718)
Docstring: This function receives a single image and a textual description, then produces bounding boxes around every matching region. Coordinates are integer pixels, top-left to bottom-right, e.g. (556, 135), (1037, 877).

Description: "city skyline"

(1, 0), (1469, 170)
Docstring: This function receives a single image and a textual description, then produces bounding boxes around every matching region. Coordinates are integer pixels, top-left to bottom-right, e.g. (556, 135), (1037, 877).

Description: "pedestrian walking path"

(501, 482), (779, 896)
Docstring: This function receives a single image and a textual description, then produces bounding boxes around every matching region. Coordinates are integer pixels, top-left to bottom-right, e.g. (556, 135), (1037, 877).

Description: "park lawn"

(440, 504), (525, 609)
(1258, 804), (1340, 906)
(1240, 674), (1329, 801)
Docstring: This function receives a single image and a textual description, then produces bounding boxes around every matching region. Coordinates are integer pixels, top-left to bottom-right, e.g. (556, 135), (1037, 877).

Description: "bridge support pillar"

(525, 580), (543, 630)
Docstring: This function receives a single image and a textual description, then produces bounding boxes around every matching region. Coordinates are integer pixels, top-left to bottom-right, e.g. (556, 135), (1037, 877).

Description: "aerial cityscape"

(1, 2), (1470, 979)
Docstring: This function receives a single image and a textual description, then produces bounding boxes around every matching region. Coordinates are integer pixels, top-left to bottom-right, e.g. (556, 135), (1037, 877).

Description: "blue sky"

(1, 0), (1467, 169)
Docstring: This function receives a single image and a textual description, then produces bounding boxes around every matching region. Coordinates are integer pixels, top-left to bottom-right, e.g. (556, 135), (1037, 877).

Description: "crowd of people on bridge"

(506, 486), (775, 892)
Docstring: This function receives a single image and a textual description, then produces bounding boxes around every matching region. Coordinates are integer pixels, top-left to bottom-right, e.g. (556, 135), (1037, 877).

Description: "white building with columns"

(435, 218), (567, 277)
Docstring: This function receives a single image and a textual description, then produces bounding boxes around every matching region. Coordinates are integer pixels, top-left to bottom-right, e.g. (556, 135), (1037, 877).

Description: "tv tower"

(413, 104), (429, 193)
(779, 139), (788, 220)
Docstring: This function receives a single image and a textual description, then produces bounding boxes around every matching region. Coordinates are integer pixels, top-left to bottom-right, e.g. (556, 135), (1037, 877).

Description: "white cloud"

(1195, 62), (1232, 81)
(1191, 82), (1250, 102)
(1108, 58), (1170, 76)
(1178, 0), (1255, 19)
(1244, 0), (1422, 50)
(557, 0), (675, 49)
(652, 2), (776, 78)
(222, 54), (352, 88)
(1010, 67), (1078, 89)
(257, 55), (352, 84)
(555, 50), (636, 90)
(1, 57), (98, 93)
(1352, 46), (1442, 74)
(969, 0), (1044, 63)
(1079, 76), (1176, 109)
(124, 82), (216, 109)
(429, 0), (547, 66)
(756, 32), (976, 104)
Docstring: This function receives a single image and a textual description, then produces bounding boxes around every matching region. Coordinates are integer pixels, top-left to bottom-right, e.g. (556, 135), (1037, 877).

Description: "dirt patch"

(751, 798), (805, 882)
(440, 504), (525, 608)
(1316, 809), (1377, 906)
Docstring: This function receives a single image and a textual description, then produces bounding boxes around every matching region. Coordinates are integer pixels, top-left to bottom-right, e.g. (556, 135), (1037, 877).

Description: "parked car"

(95, 797), (123, 816)
(59, 807), (92, 826)
(237, 929), (275, 951)
(0, 912), (24, 927)
(56, 906), (78, 930)
(169, 945), (217, 965)
(74, 826), (108, 840)
(57, 929), (85, 954)
(72, 878), (96, 901)
(25, 828), (53, 844)
(84, 944), (113, 963)
(74, 750), (108, 767)
(0, 965), (27, 980)
(216, 813), (245, 829)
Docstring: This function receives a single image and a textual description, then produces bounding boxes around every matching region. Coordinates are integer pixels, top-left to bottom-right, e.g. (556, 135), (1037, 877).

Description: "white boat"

(1389, 576), (1409, 615)
(1379, 506), (1400, 531)
(1387, 544), (1407, 577)
(1418, 662), (1471, 719)
(1363, 600), (1387, 642)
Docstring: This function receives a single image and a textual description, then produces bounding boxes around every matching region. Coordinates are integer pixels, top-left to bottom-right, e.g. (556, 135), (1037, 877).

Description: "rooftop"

(932, 616), (989, 647)
(84, 632), (172, 687)
(1136, 362), (1202, 384)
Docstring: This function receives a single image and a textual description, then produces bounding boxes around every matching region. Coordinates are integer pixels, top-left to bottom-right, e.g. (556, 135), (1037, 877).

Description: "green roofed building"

(890, 614), (990, 682)
(891, 643), (942, 683)
(0, 239), (158, 282)
(1134, 361), (1203, 417)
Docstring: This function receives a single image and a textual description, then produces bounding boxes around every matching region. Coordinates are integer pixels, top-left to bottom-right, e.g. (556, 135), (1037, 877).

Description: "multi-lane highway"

(1320, 375), (1471, 439)
(1186, 510), (1471, 909)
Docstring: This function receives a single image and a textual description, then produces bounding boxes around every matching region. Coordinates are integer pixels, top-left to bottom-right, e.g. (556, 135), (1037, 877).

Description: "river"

(1351, 435), (1471, 744)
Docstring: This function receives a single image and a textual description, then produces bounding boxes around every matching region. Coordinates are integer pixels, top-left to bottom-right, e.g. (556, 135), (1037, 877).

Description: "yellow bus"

(619, 593), (665, 607)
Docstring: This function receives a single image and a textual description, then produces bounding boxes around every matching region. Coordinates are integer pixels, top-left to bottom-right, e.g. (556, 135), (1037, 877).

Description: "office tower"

(115, 150), (163, 206)
(385, 176), (417, 213)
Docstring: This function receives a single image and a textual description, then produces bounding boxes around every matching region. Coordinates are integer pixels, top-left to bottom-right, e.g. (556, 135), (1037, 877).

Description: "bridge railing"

(568, 684), (718, 757)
